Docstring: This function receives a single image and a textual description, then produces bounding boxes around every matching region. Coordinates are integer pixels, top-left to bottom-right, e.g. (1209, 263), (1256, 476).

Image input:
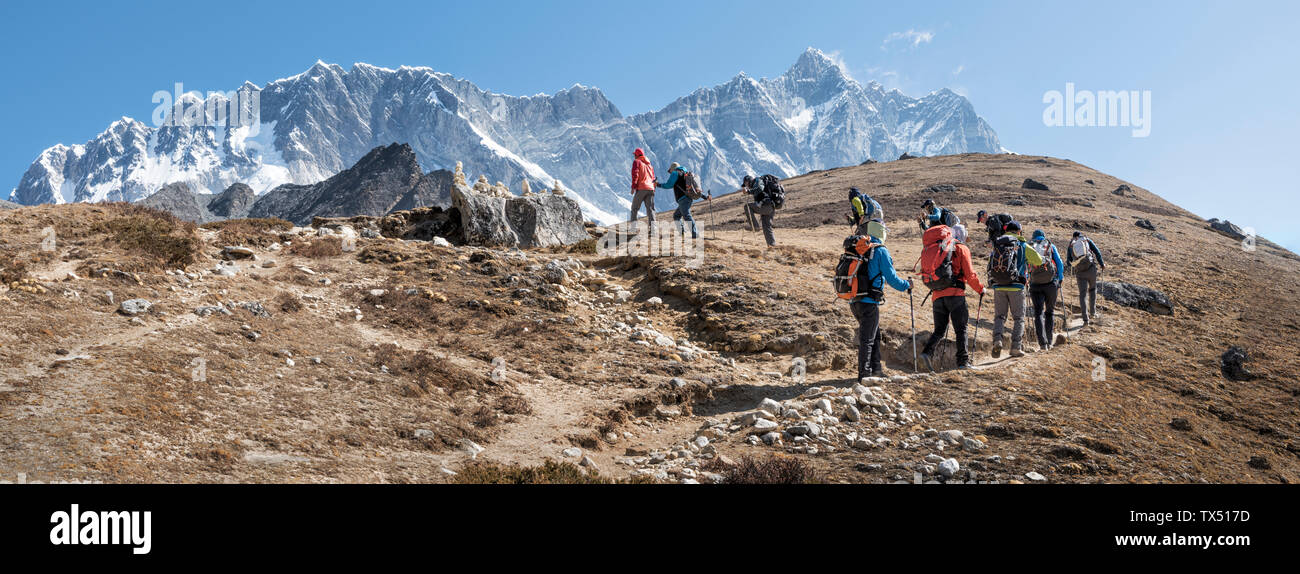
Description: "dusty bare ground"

(1, 153), (1296, 483)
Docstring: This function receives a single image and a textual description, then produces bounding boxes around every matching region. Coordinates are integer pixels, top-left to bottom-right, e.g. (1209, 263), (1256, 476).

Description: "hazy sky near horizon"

(2, 0), (1297, 249)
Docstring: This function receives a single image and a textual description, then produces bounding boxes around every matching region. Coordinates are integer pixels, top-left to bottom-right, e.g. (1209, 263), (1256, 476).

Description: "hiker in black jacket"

(742, 175), (777, 247)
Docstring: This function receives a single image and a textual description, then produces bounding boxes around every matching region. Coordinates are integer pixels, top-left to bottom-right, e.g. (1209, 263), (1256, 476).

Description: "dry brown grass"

(710, 455), (822, 484)
(203, 218), (293, 248)
(274, 291), (303, 313)
(89, 203), (200, 269)
(289, 237), (343, 258)
(453, 460), (656, 484)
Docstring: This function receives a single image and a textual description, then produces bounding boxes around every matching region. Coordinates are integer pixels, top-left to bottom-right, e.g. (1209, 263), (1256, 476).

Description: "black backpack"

(760, 174), (785, 209)
(988, 235), (1026, 285)
(921, 245), (964, 292)
(985, 213), (1013, 242)
(676, 171), (704, 200)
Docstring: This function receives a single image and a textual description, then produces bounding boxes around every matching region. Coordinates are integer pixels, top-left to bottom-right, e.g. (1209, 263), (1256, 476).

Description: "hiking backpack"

(834, 235), (883, 301)
(988, 235), (1027, 285)
(985, 213), (1013, 242)
(760, 174), (786, 209)
(1071, 236), (1097, 273)
(1029, 240), (1058, 284)
(920, 228), (964, 292)
(936, 207), (960, 228)
(677, 171), (705, 200)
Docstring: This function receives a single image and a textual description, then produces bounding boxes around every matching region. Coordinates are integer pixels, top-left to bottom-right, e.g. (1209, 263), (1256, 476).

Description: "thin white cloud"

(823, 50), (855, 80)
(882, 29), (935, 50)
(952, 64), (965, 76)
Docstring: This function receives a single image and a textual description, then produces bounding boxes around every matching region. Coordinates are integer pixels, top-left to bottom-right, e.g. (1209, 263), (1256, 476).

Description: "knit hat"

(1032, 229), (1046, 241)
(1005, 221), (1021, 232)
(1072, 231), (1082, 238)
(634, 148), (645, 157)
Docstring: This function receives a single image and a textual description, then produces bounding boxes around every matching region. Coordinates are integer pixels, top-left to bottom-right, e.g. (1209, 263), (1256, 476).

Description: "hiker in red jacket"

(629, 148), (657, 236)
(917, 224), (985, 370)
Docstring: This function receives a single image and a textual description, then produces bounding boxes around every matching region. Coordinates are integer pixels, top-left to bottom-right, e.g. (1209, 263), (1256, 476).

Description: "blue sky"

(2, 0), (1298, 249)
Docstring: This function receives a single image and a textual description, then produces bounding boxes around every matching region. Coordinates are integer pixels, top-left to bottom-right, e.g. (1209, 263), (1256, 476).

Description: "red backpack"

(919, 225), (964, 292)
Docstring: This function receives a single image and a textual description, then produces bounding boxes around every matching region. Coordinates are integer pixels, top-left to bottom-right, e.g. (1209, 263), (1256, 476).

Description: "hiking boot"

(957, 360), (974, 370)
(991, 338), (1003, 359)
(1009, 346), (1025, 358)
(920, 352), (935, 372)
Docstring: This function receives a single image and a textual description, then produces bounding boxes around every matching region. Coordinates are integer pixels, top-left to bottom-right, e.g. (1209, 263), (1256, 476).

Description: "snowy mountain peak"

(11, 49), (1003, 224)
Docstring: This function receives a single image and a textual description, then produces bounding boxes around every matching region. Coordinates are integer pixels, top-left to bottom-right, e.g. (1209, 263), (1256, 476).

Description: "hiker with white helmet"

(833, 220), (913, 380)
(986, 220), (1044, 358)
(1027, 229), (1065, 350)
(1066, 231), (1107, 325)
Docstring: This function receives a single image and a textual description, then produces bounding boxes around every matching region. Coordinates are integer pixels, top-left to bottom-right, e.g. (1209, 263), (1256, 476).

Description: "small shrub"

(496, 395), (532, 415)
(454, 460), (655, 484)
(91, 204), (200, 268)
(201, 218), (293, 232)
(205, 218), (293, 248)
(275, 291), (303, 313)
(470, 405), (498, 428)
(289, 237), (343, 258)
(712, 455), (821, 484)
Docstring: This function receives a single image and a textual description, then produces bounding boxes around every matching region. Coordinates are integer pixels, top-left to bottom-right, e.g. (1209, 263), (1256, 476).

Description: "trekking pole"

(707, 190), (716, 240)
(971, 292), (984, 352)
(909, 287), (918, 373)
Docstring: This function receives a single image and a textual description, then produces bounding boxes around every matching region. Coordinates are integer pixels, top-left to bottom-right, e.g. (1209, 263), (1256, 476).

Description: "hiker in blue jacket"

(657, 162), (698, 239)
(849, 221), (914, 380)
(1027, 229), (1065, 350)
(987, 221), (1044, 358)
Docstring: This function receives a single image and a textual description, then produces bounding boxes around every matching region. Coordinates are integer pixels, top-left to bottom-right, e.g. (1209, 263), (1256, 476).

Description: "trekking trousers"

(1076, 269), (1098, 321)
(1029, 281), (1059, 347)
(992, 289), (1026, 349)
(922, 295), (970, 366)
(630, 189), (657, 234)
(745, 201), (776, 246)
(672, 195), (698, 239)
(850, 301), (883, 379)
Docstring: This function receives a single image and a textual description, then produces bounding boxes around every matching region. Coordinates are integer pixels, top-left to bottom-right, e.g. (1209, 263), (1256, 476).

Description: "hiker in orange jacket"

(629, 148), (657, 235)
(917, 224), (985, 370)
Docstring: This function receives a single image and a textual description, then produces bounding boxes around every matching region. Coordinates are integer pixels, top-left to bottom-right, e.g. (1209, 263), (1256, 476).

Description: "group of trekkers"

(627, 148), (1108, 381)
(629, 148), (783, 247)
(837, 194), (1107, 379)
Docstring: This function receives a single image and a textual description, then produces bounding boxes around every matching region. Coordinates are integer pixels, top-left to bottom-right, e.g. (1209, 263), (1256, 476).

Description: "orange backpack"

(834, 235), (883, 301)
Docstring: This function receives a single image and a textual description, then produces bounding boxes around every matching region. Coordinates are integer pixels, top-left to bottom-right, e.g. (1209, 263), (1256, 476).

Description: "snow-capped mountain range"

(9, 48), (1002, 224)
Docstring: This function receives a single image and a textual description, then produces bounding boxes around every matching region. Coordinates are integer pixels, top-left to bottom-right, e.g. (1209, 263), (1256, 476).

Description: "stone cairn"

(551, 179), (566, 196)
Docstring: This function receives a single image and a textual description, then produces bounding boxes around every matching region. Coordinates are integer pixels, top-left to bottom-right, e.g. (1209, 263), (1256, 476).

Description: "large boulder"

(1221, 346), (1254, 381)
(1097, 281), (1173, 315)
(451, 181), (587, 248)
(1022, 178), (1050, 191)
(1207, 218), (1247, 240)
